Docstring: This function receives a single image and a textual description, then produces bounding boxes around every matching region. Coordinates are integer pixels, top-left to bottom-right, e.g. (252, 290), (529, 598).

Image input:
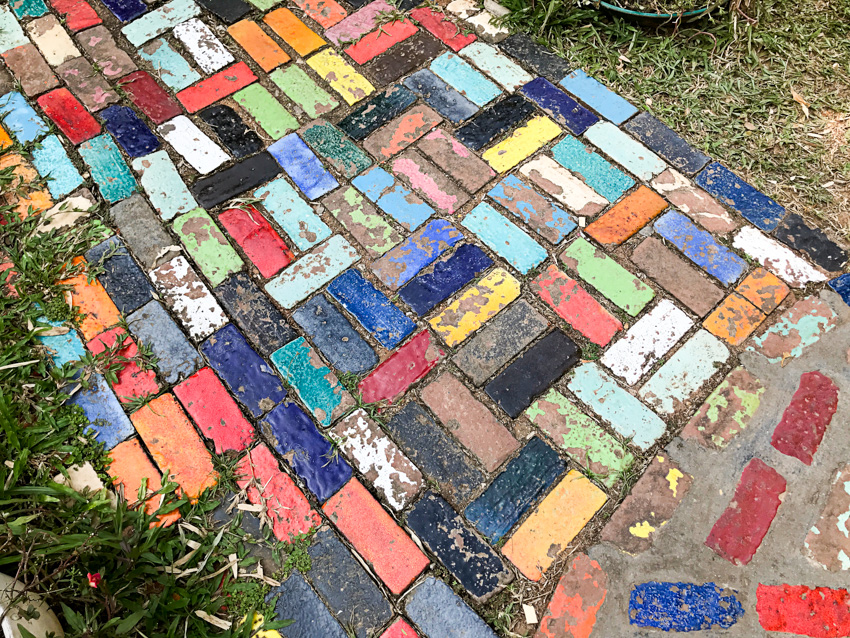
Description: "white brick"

(27, 15), (80, 66)
(149, 255), (227, 340)
(158, 115), (228, 174)
(446, 0), (478, 19)
(520, 156), (608, 217)
(172, 18), (233, 74)
(466, 11), (509, 43)
(732, 225), (827, 288)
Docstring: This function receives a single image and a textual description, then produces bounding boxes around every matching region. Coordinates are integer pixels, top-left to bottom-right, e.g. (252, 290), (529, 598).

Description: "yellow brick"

(482, 115), (562, 173)
(307, 49), (374, 106)
(502, 470), (607, 581)
(429, 268), (520, 347)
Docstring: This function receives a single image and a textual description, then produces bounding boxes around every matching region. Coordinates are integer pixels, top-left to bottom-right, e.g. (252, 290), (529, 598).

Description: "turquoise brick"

(0, 8), (28, 53)
(430, 52), (502, 107)
(31, 135), (83, 198)
(584, 121), (667, 181)
(121, 0), (200, 47)
(254, 177), (331, 251)
(132, 150), (197, 220)
(138, 38), (200, 91)
(10, 0), (48, 19)
(551, 135), (633, 202)
(79, 134), (138, 203)
(459, 41), (532, 91)
(461, 202), (546, 275)
(0, 92), (48, 144)
(559, 69), (637, 124)
(37, 318), (86, 367)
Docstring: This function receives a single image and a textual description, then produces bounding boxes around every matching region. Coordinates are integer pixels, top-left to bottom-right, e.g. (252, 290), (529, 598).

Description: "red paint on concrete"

(535, 554), (607, 638)
(117, 71), (182, 125)
(176, 62), (258, 113)
(410, 7), (476, 52)
(771, 371), (839, 465)
(37, 88), (101, 144)
(757, 584), (850, 638)
(344, 19), (418, 64)
(87, 327), (159, 403)
(218, 206), (294, 278)
(705, 458), (786, 565)
(358, 330), (443, 404)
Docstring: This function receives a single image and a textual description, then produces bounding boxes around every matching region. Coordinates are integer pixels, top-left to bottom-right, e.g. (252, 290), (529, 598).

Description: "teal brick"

(459, 41), (532, 91)
(37, 318), (86, 367)
(584, 121), (667, 181)
(430, 52), (502, 107)
(10, 0), (48, 19)
(551, 135), (633, 202)
(132, 150), (196, 220)
(138, 38), (200, 91)
(79, 134), (138, 203)
(301, 120), (372, 179)
(461, 202), (546, 275)
(121, 0), (200, 47)
(31, 135), (83, 198)
(254, 177), (331, 251)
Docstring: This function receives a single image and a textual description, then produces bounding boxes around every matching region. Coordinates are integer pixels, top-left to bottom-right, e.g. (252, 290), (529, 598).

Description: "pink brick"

(174, 367), (255, 453)
(324, 0), (393, 45)
(86, 327), (158, 404)
(410, 7), (476, 52)
(323, 478), (429, 594)
(358, 331), (443, 404)
(176, 62), (257, 113)
(771, 371), (838, 465)
(218, 206), (293, 278)
(344, 19), (418, 65)
(381, 618), (420, 638)
(420, 372), (518, 472)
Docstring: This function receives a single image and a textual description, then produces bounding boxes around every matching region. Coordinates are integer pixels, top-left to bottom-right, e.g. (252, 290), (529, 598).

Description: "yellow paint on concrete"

(482, 115), (561, 173)
(629, 521), (656, 538)
(307, 49), (374, 105)
(666, 468), (684, 497)
(429, 268), (520, 347)
(502, 470), (607, 581)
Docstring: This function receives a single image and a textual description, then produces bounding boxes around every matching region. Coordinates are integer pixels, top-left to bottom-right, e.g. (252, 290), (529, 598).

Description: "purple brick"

(519, 77), (597, 135)
(100, 0), (146, 21)
(371, 219), (464, 290)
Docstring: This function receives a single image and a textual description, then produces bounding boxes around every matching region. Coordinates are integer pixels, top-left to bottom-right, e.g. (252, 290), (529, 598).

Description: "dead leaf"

(744, 121), (756, 131)
(195, 611), (231, 630)
(791, 89), (810, 118)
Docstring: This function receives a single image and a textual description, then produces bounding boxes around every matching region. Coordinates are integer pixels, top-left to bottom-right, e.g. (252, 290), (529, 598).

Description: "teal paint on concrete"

(584, 121), (667, 181)
(551, 135), (633, 203)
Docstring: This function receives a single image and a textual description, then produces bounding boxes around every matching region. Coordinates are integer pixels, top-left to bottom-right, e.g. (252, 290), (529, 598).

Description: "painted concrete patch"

(629, 582), (744, 631)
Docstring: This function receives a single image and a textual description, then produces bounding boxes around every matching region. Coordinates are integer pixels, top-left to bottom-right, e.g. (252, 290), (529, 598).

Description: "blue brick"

(371, 219), (464, 290)
(100, 105), (159, 157)
(430, 52), (502, 107)
(352, 166), (434, 231)
(86, 236), (154, 314)
(292, 295), (377, 374)
(624, 111), (710, 175)
(399, 244), (493, 316)
(455, 94), (535, 152)
(559, 69), (637, 124)
(405, 577), (498, 638)
(465, 437), (565, 542)
(70, 375), (135, 449)
(461, 202), (546, 275)
(488, 174), (577, 245)
(407, 493), (511, 601)
(30, 135), (83, 198)
(138, 38), (200, 91)
(306, 528), (393, 638)
(551, 135), (633, 202)
(695, 161), (786, 231)
(0, 92), (47, 144)
(327, 269), (416, 349)
(200, 323), (287, 417)
(37, 318), (86, 367)
(266, 571), (347, 638)
(79, 134), (138, 203)
(127, 301), (202, 384)
(829, 273), (850, 306)
(629, 582), (744, 631)
(261, 402), (351, 502)
(339, 84), (418, 140)
(268, 134), (338, 200)
(100, 0), (147, 21)
(520, 77), (598, 135)
(654, 211), (747, 285)
(403, 69), (479, 124)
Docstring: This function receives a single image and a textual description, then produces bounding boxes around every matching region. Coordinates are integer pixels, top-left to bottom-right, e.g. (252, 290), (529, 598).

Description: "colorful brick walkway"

(4, 0), (850, 634)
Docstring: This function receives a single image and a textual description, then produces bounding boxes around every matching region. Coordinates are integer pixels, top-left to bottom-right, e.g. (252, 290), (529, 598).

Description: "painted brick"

(159, 116), (228, 175)
(352, 166), (435, 230)
(138, 38), (200, 91)
(371, 219), (462, 289)
(233, 84), (297, 140)
(78, 134), (137, 203)
(268, 133), (339, 200)
(100, 106), (159, 158)
(533, 265), (622, 347)
(696, 161), (786, 231)
(339, 84), (416, 140)
(36, 190), (93, 234)
(127, 301), (202, 384)
(417, 127), (495, 192)
(431, 51), (502, 106)
(114, 71), (179, 126)
(736, 267), (790, 313)
(59, 258), (121, 341)
(9, 0), (48, 18)
(86, 327), (158, 405)
(460, 41), (532, 91)
(131, 394), (218, 500)
(107, 438), (179, 525)
(173, 18), (233, 74)
(519, 156), (607, 219)
(172, 208), (243, 287)
(200, 323), (287, 417)
(408, 492), (512, 601)
(121, 0), (200, 46)
(325, 0), (393, 45)
(265, 571), (346, 637)
(500, 33), (572, 83)
(99, 0), (145, 21)
(462, 202), (547, 274)
(292, 294), (377, 374)
(405, 578), (498, 638)
(551, 135), (634, 203)
(236, 443), (321, 541)
(76, 25), (135, 78)
(327, 268), (415, 349)
(681, 366), (764, 449)
(191, 152), (281, 210)
(650, 168), (736, 234)
(56, 57), (118, 111)
(757, 584), (850, 637)
(392, 149), (469, 214)
(520, 76), (598, 136)
(503, 470), (607, 581)
(269, 66), (337, 123)
(345, 19), (417, 64)
(363, 104), (441, 159)
(0, 153), (52, 216)
(466, 10), (508, 42)
(197, 0), (250, 24)
(625, 112), (710, 175)
(586, 186), (667, 245)
(584, 121), (667, 180)
(380, 618), (420, 638)
(270, 337), (354, 427)
(175, 62), (257, 113)
(732, 225), (828, 288)
(404, 68), (479, 124)
(131, 150), (196, 220)
(385, 402), (484, 504)
(358, 331), (443, 404)
(482, 116), (562, 173)
(559, 69), (637, 124)
(703, 292), (765, 346)
(36, 318), (85, 367)
(410, 7), (475, 51)
(214, 272), (296, 356)
(322, 186), (402, 258)
(85, 236), (153, 314)
(526, 389), (633, 488)
(30, 134), (83, 198)
(631, 237), (724, 317)
(535, 554), (607, 638)
(771, 371), (838, 465)
(465, 436), (564, 542)
(198, 104), (262, 158)
(149, 256), (227, 340)
(263, 7), (324, 56)
(639, 330), (729, 415)
(48, 0), (101, 32)
(805, 465), (850, 571)
(218, 205), (293, 278)
(654, 211), (747, 286)
(629, 582), (744, 632)
(774, 213), (847, 271)
(301, 120), (372, 178)
(705, 458), (786, 565)
(254, 176), (331, 251)
(265, 235), (360, 309)
(323, 479), (429, 594)
(0, 9), (28, 54)
(308, 49), (375, 105)
(2, 44), (58, 97)
(292, 0), (347, 28)
(751, 294), (838, 361)
(567, 362), (666, 450)
(829, 272), (850, 305)
(36, 88), (99, 144)
(70, 375), (134, 449)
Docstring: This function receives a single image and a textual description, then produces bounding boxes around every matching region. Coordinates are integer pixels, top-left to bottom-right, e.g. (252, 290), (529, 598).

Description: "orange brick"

(0, 153), (53, 218)
(58, 257), (121, 341)
(735, 267), (789, 314)
(292, 0), (347, 29)
(228, 20), (290, 72)
(704, 292), (766, 346)
(585, 186), (667, 246)
(263, 8), (326, 56)
(0, 124), (12, 150)
(502, 470), (607, 581)
(107, 438), (180, 526)
(130, 394), (218, 501)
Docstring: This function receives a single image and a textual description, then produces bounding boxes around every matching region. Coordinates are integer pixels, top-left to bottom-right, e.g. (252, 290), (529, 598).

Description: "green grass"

(499, 0), (850, 240)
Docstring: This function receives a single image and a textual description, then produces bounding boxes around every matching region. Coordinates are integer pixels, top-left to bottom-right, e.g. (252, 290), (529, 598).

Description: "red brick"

(358, 331), (443, 404)
(705, 458), (786, 566)
(532, 264), (622, 347)
(420, 372), (518, 472)
(174, 367), (255, 453)
(117, 71), (181, 125)
(771, 371), (838, 465)
(323, 478), (429, 594)
(292, 0), (347, 29)
(86, 327), (158, 404)
(107, 438), (180, 527)
(380, 618), (420, 638)
(410, 7), (476, 52)
(48, 0), (101, 32)
(757, 584), (850, 638)
(218, 206), (293, 278)
(344, 20), (418, 65)
(535, 554), (607, 638)
(37, 88), (100, 145)
(176, 62), (257, 114)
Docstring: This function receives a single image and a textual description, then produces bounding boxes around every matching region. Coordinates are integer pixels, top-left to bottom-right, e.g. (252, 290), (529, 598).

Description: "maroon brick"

(358, 331), (443, 404)
(56, 57), (118, 111)
(117, 71), (182, 124)
(771, 371), (838, 465)
(76, 25), (137, 78)
(416, 127), (495, 193)
(1, 44), (58, 97)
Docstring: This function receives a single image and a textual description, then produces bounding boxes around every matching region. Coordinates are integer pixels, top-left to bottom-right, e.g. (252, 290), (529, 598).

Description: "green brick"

(233, 84), (297, 140)
(301, 120), (372, 178)
(526, 389), (634, 488)
(270, 65), (338, 120)
(560, 238), (654, 316)
(173, 208), (243, 287)
(322, 187), (402, 258)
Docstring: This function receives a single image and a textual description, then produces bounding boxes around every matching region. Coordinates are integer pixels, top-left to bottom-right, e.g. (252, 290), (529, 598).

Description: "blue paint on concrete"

(629, 582), (744, 631)
(695, 161), (786, 231)
(86, 236), (154, 314)
(30, 134), (83, 198)
(137, 38), (200, 90)
(551, 135), (633, 202)
(403, 69), (479, 123)
(829, 273), (850, 306)
(268, 133), (339, 200)
(100, 105), (160, 157)
(37, 318), (86, 368)
(255, 177), (331, 250)
(266, 571), (347, 638)
(520, 77), (598, 135)
(625, 111), (710, 175)
(70, 374), (135, 449)
(371, 219), (464, 290)
(79, 134), (138, 203)
(127, 301), (202, 384)
(461, 202), (546, 274)
(352, 166), (434, 231)
(405, 577), (499, 638)
(0, 91), (47, 143)
(654, 211), (747, 286)
(488, 174), (577, 244)
(430, 52), (502, 107)
(100, 0), (147, 21)
(559, 69), (637, 124)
